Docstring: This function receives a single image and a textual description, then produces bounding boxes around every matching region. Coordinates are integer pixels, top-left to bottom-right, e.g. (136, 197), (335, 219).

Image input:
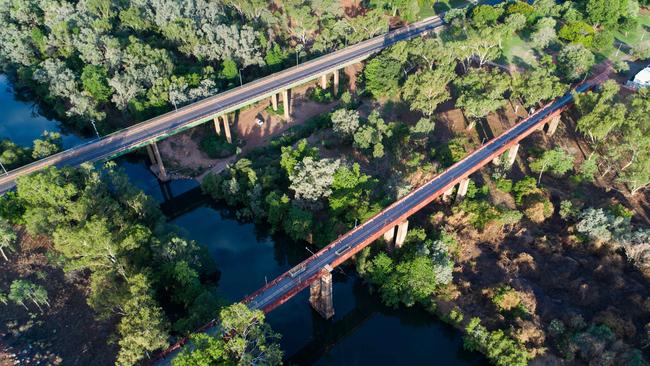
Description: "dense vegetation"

(0, 0), (394, 137)
(1, 0), (650, 365)
(0, 164), (222, 365)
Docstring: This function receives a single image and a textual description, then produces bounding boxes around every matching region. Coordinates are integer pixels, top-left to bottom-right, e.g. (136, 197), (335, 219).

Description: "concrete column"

(271, 93), (278, 111)
(282, 89), (290, 121)
(146, 144), (157, 166)
(546, 115), (560, 136)
(320, 74), (328, 89)
(383, 226), (396, 243)
(506, 143), (519, 168)
(456, 178), (470, 202)
(492, 155), (501, 166)
(310, 269), (334, 319)
(394, 220), (409, 249)
(333, 69), (340, 95)
(221, 115), (232, 144)
(213, 117), (221, 136)
(442, 186), (455, 200)
(150, 141), (168, 181)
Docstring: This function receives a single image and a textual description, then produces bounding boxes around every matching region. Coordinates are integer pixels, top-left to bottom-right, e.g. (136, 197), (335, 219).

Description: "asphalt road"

(0, 15), (446, 195)
(245, 82), (591, 312)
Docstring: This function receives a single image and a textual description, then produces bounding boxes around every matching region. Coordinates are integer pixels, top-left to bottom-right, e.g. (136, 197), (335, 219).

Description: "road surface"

(0, 15), (447, 195)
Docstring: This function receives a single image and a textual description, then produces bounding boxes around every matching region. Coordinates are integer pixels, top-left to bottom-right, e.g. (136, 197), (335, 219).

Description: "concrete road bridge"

(152, 70), (610, 364)
(0, 14), (451, 194)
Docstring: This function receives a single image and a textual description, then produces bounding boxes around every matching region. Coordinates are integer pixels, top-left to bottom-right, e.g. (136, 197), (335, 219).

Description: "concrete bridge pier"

(147, 142), (169, 182)
(333, 69), (339, 95)
(455, 178), (470, 202)
(395, 220), (409, 248)
(382, 220), (409, 249)
(383, 225), (396, 243)
(310, 267), (334, 319)
(221, 114), (232, 144)
(505, 143), (519, 168)
(546, 115), (560, 136)
(271, 93), (278, 111)
(442, 185), (455, 201)
(213, 117), (221, 136)
(282, 89), (291, 121)
(321, 74), (328, 89)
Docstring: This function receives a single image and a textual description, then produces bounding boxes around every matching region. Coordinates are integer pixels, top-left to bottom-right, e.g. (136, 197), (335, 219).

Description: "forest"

(0, 0), (649, 365)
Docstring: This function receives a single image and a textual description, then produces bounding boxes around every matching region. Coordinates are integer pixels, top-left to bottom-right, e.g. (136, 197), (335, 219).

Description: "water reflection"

(0, 75), (89, 148)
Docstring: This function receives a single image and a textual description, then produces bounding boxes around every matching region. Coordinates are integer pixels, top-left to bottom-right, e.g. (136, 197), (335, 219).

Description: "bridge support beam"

(383, 226), (396, 243)
(310, 269), (334, 319)
(271, 93), (278, 111)
(546, 115), (560, 136)
(213, 117), (221, 136)
(148, 141), (169, 182)
(456, 178), (470, 202)
(505, 143), (519, 168)
(221, 114), (232, 144)
(282, 89), (291, 121)
(333, 69), (340, 95)
(442, 186), (455, 201)
(395, 220), (409, 249)
(321, 74), (328, 89)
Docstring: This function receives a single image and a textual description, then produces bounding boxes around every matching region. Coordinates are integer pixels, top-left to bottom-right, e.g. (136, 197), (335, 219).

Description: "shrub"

(491, 286), (522, 312)
(309, 87), (334, 103)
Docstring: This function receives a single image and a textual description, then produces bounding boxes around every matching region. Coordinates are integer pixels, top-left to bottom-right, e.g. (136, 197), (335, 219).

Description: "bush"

(199, 135), (236, 158)
(309, 87), (334, 103)
(491, 286), (522, 312)
(495, 177), (513, 193)
(522, 193), (554, 223)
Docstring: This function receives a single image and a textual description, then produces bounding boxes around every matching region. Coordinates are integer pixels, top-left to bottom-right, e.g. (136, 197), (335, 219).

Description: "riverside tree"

(174, 303), (282, 366)
(0, 219), (16, 261)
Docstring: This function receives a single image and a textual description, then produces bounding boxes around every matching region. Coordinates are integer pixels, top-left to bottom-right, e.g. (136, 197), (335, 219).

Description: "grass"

(501, 33), (538, 70)
(614, 13), (650, 46)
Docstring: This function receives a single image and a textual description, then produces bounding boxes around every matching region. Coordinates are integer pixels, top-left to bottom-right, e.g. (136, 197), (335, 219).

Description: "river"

(0, 75), (485, 365)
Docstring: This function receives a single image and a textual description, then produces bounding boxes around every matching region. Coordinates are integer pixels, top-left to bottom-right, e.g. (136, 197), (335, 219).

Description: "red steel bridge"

(153, 71), (610, 364)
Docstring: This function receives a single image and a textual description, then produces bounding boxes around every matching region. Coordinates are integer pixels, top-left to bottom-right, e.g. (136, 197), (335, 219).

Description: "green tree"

(173, 333), (228, 366)
(329, 163), (377, 222)
(81, 65), (112, 102)
(531, 17), (557, 49)
(353, 111), (393, 158)
(283, 205), (313, 242)
(557, 44), (595, 81)
(586, 0), (623, 27)
(0, 219), (17, 261)
(280, 139), (318, 177)
(364, 55), (402, 97)
(471, 5), (504, 26)
(219, 303), (282, 365)
(530, 147), (575, 182)
(32, 131), (62, 159)
(116, 274), (169, 366)
(454, 68), (510, 125)
(574, 80), (626, 142)
(402, 67), (455, 116)
(512, 66), (567, 108)
(558, 21), (595, 47)
(331, 109), (360, 139)
(9, 279), (49, 311)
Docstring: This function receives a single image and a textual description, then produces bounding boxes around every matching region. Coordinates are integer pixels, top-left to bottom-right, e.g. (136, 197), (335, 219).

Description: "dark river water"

(0, 75), (486, 365)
